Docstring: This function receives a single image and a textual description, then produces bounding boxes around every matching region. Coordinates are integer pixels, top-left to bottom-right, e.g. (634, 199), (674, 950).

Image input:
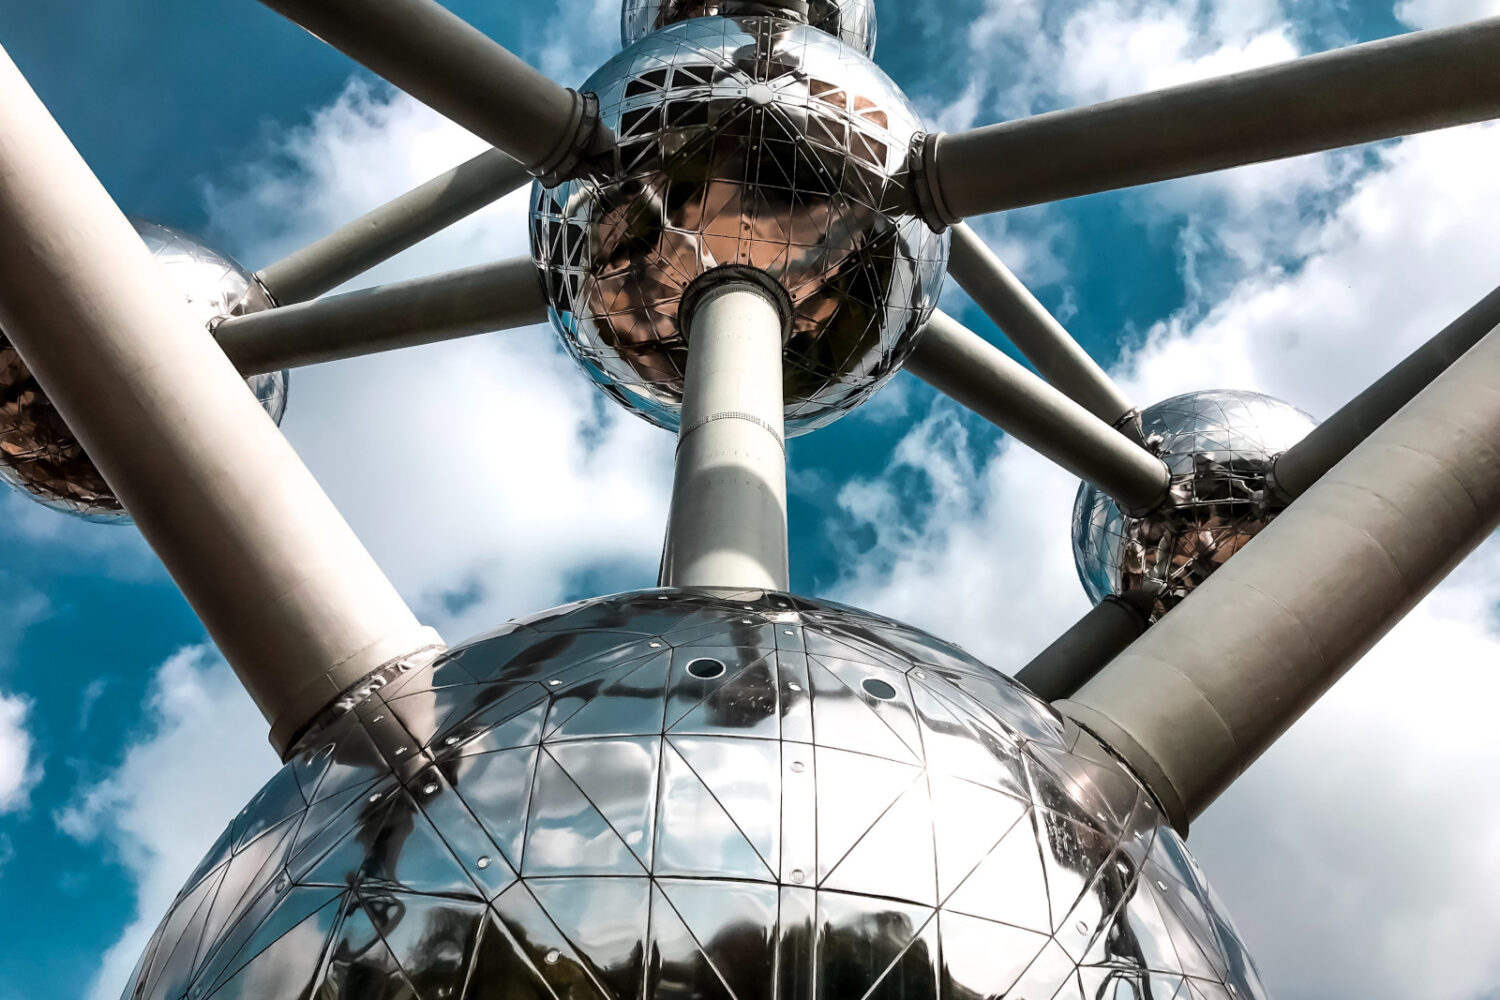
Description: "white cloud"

(1396, 0), (1500, 28)
(56, 647), (275, 1000)
(0, 692), (39, 815)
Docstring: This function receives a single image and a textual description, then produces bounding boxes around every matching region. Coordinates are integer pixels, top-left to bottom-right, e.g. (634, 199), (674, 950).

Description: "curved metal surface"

(530, 16), (947, 436)
(1072, 390), (1316, 622)
(621, 0), (877, 54)
(0, 221), (288, 522)
(123, 590), (1266, 1000)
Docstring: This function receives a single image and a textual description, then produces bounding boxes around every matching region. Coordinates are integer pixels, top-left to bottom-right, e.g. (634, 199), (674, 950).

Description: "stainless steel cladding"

(530, 16), (946, 435)
(0, 221), (289, 521)
(122, 590), (1267, 1000)
(621, 0), (878, 55)
(1073, 390), (1317, 621)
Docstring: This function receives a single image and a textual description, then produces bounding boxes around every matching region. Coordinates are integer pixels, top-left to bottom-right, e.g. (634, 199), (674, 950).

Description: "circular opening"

(862, 678), (898, 701)
(687, 657), (727, 680)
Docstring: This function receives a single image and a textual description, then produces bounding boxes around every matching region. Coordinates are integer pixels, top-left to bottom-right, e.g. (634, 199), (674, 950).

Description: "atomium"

(0, 221), (289, 522)
(122, 590), (1265, 1000)
(530, 15), (947, 435)
(621, 0), (878, 55)
(1072, 390), (1318, 621)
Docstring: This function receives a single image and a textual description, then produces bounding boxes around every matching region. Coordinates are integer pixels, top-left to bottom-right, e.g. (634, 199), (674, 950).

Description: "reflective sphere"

(0, 222), (289, 521)
(530, 17), (947, 435)
(1073, 390), (1317, 621)
(621, 0), (878, 55)
(126, 590), (1266, 1000)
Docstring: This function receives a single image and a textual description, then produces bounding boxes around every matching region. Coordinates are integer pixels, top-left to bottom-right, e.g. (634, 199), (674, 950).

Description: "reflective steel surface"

(125, 590), (1266, 1000)
(531, 17), (947, 435)
(621, 0), (878, 55)
(1073, 390), (1317, 621)
(0, 221), (289, 522)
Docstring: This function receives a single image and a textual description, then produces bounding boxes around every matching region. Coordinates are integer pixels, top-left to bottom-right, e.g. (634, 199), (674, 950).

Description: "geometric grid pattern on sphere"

(1073, 390), (1318, 621)
(529, 17), (948, 435)
(0, 220), (289, 522)
(620, 1), (878, 56)
(124, 590), (1266, 1000)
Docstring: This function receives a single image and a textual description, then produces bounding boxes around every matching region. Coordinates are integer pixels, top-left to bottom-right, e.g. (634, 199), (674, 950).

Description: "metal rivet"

(549, 679), (562, 686)
(790, 761), (805, 773)
(784, 630), (794, 636)
(370, 715), (385, 723)
(650, 641), (663, 648)
(445, 735), (460, 746)
(787, 682), (802, 692)
(1075, 920), (1089, 934)
(545, 949), (561, 965)
(368, 793), (383, 804)
(477, 856), (492, 870)
(423, 782), (439, 795)
(394, 746), (408, 756)
(791, 870), (805, 884)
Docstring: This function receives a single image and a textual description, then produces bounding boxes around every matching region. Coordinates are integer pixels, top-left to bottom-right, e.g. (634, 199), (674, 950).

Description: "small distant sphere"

(621, 0), (877, 55)
(532, 16), (946, 435)
(124, 589), (1267, 1000)
(1073, 390), (1317, 620)
(0, 221), (289, 522)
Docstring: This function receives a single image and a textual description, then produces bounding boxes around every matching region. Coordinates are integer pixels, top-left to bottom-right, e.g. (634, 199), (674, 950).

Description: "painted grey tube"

(1272, 283), (1500, 500)
(255, 149), (530, 306)
(1059, 325), (1500, 833)
(218, 257), (547, 374)
(948, 223), (1135, 425)
(907, 311), (1170, 514)
(660, 281), (790, 591)
(256, 0), (611, 181)
(924, 16), (1500, 222)
(1013, 593), (1151, 703)
(0, 47), (442, 756)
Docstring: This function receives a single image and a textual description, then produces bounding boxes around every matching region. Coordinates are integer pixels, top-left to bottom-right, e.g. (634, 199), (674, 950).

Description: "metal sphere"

(621, 0), (878, 55)
(530, 17), (947, 435)
(0, 221), (289, 521)
(125, 589), (1266, 1000)
(1073, 390), (1317, 620)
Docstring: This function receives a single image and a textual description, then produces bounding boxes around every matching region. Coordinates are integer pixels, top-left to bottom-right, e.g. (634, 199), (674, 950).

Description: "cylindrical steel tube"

(907, 311), (1169, 514)
(948, 223), (1135, 425)
(660, 281), (790, 591)
(1013, 594), (1151, 703)
(256, 0), (607, 179)
(930, 16), (1500, 220)
(1272, 283), (1500, 499)
(0, 47), (441, 755)
(1060, 325), (1500, 832)
(256, 148), (530, 305)
(219, 257), (547, 374)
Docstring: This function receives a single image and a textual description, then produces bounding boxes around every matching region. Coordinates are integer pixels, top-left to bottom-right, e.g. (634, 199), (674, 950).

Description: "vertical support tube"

(1059, 325), (1500, 832)
(948, 223), (1136, 426)
(660, 279), (790, 591)
(0, 47), (441, 755)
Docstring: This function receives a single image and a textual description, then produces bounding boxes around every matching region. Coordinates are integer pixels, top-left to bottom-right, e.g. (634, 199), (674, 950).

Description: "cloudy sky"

(3, 0), (1500, 997)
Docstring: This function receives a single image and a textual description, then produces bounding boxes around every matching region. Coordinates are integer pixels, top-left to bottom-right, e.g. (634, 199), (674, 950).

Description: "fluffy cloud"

(1396, 0), (1500, 28)
(55, 647), (274, 1000)
(0, 693), (38, 815)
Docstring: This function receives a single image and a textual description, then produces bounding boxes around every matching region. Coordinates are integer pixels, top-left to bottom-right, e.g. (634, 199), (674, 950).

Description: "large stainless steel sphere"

(621, 0), (878, 55)
(0, 221), (289, 521)
(530, 16), (947, 435)
(125, 589), (1266, 1000)
(1073, 390), (1317, 621)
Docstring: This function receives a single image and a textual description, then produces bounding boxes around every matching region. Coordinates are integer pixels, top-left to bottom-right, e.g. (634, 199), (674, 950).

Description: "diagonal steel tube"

(219, 257), (547, 374)
(907, 311), (1170, 514)
(256, 148), (530, 305)
(1013, 592), (1152, 702)
(1059, 322), (1500, 833)
(256, 0), (613, 182)
(948, 223), (1136, 425)
(916, 16), (1500, 224)
(0, 45), (442, 756)
(1272, 282), (1500, 500)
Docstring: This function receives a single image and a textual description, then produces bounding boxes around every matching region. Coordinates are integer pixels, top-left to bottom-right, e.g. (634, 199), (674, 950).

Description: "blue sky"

(3, 0), (1500, 998)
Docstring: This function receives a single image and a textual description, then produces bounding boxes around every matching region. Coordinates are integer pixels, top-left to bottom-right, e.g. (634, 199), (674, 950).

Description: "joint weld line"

(677, 411), (787, 456)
